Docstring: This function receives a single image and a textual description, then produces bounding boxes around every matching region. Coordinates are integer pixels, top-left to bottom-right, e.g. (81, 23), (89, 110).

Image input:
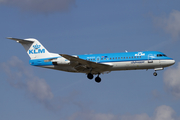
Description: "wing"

(60, 54), (112, 74)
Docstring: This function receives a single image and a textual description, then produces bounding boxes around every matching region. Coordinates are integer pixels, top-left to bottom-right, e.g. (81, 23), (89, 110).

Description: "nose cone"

(169, 59), (175, 66)
(160, 59), (175, 67)
(172, 59), (175, 64)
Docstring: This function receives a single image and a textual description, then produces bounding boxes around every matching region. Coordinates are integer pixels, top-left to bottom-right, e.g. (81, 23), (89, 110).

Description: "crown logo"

(33, 44), (41, 49)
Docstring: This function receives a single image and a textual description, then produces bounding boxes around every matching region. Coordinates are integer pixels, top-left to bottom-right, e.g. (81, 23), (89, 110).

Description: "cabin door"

(96, 57), (100, 63)
(148, 54), (154, 63)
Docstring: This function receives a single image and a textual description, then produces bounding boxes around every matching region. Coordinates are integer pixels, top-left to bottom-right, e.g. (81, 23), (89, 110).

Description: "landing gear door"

(148, 54), (154, 63)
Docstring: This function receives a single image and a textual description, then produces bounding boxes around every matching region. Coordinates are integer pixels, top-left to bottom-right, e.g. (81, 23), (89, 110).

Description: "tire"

(87, 73), (93, 79)
(153, 72), (157, 76)
(95, 77), (101, 83)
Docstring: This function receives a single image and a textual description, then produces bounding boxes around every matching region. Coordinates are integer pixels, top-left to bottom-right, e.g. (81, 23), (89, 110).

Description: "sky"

(0, 0), (180, 120)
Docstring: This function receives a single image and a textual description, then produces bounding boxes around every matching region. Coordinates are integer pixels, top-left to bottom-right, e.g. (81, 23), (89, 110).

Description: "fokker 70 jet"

(8, 37), (175, 83)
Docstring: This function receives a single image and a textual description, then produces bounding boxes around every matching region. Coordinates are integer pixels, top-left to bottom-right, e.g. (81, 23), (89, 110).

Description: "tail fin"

(7, 37), (58, 59)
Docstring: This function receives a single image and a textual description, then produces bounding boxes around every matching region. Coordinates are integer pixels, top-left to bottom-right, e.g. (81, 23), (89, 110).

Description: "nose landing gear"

(153, 72), (157, 76)
(153, 68), (164, 76)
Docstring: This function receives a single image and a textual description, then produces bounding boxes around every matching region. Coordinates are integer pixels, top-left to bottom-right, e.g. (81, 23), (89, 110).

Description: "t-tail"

(7, 37), (59, 59)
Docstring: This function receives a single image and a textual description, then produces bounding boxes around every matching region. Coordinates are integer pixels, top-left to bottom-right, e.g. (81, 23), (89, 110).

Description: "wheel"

(153, 72), (157, 76)
(95, 76), (101, 83)
(87, 73), (93, 79)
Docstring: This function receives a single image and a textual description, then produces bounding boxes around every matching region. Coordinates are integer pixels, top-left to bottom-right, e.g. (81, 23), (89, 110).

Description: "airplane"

(7, 37), (175, 83)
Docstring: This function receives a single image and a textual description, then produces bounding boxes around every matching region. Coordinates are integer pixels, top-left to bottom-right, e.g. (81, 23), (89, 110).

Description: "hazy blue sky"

(1, 0), (180, 120)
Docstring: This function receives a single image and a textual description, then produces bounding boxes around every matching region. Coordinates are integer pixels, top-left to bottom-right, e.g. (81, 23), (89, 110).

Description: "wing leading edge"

(60, 54), (112, 74)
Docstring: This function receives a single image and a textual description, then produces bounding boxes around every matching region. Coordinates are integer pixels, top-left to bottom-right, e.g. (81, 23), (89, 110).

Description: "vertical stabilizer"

(7, 37), (57, 59)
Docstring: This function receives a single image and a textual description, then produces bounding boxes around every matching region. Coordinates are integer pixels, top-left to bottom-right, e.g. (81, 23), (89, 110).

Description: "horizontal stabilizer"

(7, 37), (34, 43)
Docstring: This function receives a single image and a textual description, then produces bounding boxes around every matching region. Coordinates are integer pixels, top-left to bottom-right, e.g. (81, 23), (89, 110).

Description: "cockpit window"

(157, 54), (167, 57)
(163, 54), (167, 57)
(157, 54), (161, 57)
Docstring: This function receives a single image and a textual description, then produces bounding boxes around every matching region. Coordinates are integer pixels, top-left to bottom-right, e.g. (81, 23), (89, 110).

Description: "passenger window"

(118, 57), (120, 59)
(101, 58), (103, 60)
(116, 57), (117, 59)
(126, 57), (128, 59)
(129, 57), (131, 58)
(137, 56), (138, 58)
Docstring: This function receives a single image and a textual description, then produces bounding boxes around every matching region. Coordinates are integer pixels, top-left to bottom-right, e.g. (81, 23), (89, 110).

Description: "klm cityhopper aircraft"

(8, 37), (175, 83)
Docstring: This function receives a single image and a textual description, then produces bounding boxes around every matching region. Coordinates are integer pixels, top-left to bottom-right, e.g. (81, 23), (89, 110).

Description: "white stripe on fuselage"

(38, 59), (175, 73)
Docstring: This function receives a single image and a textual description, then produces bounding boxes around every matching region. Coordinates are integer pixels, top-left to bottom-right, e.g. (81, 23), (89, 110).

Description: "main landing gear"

(95, 75), (101, 83)
(87, 73), (101, 83)
(87, 73), (94, 79)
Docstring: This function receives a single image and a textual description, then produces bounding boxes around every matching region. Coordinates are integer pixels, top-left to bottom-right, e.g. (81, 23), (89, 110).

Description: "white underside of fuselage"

(39, 59), (175, 74)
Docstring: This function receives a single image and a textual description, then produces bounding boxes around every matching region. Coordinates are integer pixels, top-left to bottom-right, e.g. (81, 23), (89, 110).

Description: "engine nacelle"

(52, 58), (70, 65)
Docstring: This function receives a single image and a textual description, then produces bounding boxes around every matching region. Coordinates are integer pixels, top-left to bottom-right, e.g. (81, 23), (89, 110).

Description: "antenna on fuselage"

(125, 50), (128, 53)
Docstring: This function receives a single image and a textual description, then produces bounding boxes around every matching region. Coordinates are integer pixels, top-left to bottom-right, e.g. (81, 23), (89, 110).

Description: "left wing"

(60, 54), (112, 73)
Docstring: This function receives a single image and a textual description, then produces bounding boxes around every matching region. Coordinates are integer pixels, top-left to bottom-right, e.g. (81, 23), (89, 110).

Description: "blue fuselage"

(29, 51), (175, 74)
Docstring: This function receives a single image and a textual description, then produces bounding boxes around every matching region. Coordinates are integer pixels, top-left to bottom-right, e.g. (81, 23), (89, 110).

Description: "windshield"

(157, 54), (167, 57)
